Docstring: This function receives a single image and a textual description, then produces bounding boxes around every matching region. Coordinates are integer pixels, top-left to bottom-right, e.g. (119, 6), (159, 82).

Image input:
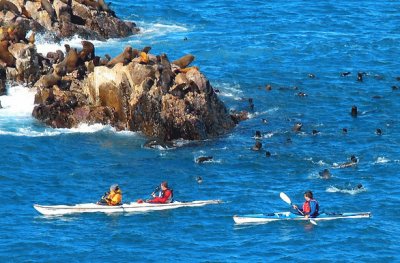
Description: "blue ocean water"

(1, 1), (400, 261)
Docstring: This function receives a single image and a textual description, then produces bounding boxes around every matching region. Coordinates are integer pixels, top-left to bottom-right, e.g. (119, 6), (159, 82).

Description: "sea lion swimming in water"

(351, 105), (358, 117)
(341, 72), (351, 77)
(143, 139), (174, 149)
(252, 141), (262, 151)
(336, 155), (358, 168)
(196, 156), (213, 163)
(319, 169), (331, 179)
(292, 122), (303, 132)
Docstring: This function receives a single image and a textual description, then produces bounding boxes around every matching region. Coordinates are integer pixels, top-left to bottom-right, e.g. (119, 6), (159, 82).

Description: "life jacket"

(160, 189), (173, 203)
(107, 189), (122, 206)
(303, 199), (319, 216)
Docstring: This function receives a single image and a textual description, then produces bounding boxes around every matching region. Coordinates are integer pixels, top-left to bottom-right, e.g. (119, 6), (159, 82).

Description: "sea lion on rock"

(132, 49), (139, 58)
(0, 40), (16, 67)
(78, 40), (95, 62)
(141, 46), (151, 54)
(64, 44), (70, 53)
(98, 0), (115, 16)
(139, 51), (149, 64)
(107, 46), (132, 67)
(47, 50), (64, 64)
(172, 54), (194, 68)
(99, 54), (111, 65)
(0, 27), (10, 42)
(178, 66), (199, 74)
(40, 0), (56, 23)
(0, 0), (20, 16)
(35, 72), (62, 89)
(28, 32), (35, 44)
(75, 0), (100, 10)
(55, 48), (79, 74)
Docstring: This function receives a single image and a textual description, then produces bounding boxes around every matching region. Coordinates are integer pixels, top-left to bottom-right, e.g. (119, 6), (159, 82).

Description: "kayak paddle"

(279, 192), (317, 225)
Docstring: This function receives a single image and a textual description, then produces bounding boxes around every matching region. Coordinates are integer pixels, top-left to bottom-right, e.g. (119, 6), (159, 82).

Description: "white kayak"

(34, 200), (221, 216)
(233, 211), (371, 224)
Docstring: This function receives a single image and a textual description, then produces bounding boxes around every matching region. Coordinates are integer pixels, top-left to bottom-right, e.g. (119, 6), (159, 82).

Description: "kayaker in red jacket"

(293, 190), (319, 218)
(147, 181), (173, 203)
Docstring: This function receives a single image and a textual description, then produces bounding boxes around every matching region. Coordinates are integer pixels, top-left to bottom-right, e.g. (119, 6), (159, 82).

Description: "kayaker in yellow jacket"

(97, 184), (122, 206)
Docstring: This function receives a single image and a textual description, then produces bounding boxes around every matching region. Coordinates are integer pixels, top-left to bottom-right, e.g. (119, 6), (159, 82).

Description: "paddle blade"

(280, 192), (292, 205)
(310, 219), (318, 225)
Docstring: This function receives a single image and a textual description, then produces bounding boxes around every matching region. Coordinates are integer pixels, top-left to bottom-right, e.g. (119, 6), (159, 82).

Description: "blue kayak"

(233, 211), (371, 224)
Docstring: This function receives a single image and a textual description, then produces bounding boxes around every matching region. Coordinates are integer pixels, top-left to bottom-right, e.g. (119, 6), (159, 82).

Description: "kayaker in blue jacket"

(292, 190), (319, 218)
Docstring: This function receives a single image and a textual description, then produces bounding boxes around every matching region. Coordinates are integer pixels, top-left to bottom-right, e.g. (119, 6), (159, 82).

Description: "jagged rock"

(8, 43), (41, 84)
(2, 0), (139, 40)
(0, 65), (6, 95)
(32, 46), (240, 140)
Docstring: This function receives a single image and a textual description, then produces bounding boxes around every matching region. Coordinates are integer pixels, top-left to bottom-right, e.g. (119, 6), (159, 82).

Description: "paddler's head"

(161, 181), (168, 190)
(110, 184), (119, 192)
(304, 190), (313, 201)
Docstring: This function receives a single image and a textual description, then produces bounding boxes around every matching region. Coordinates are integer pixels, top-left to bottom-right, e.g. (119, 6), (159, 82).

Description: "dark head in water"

(196, 156), (213, 163)
(252, 141), (262, 151)
(319, 169), (331, 179)
(351, 105), (358, 117)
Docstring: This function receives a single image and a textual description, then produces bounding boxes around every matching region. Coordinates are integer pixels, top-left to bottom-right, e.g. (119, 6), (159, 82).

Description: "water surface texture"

(1, 1), (399, 262)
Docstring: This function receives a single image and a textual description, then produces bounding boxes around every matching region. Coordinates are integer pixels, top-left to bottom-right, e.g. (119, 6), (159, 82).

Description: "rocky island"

(1, 0), (246, 141)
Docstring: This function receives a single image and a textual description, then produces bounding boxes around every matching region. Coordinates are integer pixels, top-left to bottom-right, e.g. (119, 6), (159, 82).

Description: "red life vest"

(302, 199), (319, 216)
(303, 201), (311, 213)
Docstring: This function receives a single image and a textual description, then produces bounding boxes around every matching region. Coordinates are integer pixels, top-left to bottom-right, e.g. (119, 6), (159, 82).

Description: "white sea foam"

(326, 186), (366, 195)
(137, 22), (188, 38)
(374, 157), (390, 164)
(35, 34), (114, 55)
(0, 85), (35, 118)
(305, 158), (327, 166)
(214, 83), (243, 101)
(0, 124), (113, 137)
